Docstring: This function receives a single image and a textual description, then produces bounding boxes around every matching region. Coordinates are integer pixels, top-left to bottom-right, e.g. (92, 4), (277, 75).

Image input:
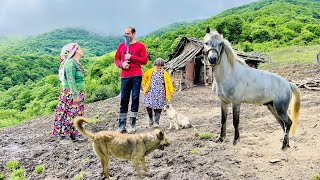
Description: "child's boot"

(148, 110), (153, 127)
(154, 112), (161, 128)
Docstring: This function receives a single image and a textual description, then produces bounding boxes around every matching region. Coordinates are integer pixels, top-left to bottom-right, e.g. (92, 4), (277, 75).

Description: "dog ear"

(157, 130), (164, 140)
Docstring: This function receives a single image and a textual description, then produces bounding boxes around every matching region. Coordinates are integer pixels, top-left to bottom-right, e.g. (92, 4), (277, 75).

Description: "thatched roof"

(165, 37), (203, 70)
(165, 36), (270, 70)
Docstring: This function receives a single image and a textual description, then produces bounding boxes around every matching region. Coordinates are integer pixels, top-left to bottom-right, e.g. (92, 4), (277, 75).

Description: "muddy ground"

(0, 64), (319, 180)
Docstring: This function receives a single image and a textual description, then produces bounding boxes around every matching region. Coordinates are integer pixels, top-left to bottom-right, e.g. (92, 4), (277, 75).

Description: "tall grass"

(259, 45), (320, 70)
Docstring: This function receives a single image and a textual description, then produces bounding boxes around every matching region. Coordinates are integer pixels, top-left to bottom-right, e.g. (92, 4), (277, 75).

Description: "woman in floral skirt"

(52, 43), (86, 144)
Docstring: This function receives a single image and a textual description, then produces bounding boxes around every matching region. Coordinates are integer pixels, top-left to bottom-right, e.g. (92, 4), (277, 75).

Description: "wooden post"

(203, 57), (208, 86)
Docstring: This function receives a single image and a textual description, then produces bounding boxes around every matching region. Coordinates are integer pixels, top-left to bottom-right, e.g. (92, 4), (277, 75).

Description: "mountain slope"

(140, 0), (320, 60)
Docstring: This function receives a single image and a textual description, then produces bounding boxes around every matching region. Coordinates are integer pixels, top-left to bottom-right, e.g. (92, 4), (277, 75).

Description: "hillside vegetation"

(140, 0), (320, 59)
(0, 28), (122, 90)
(0, 28), (122, 57)
(1, 0), (320, 128)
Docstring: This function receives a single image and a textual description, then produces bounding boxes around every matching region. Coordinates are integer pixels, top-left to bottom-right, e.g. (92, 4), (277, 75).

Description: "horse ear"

(206, 26), (210, 34)
(217, 27), (223, 35)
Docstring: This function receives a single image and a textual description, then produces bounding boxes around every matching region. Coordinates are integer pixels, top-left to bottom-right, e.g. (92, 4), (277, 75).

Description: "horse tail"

(74, 117), (95, 140)
(289, 82), (301, 134)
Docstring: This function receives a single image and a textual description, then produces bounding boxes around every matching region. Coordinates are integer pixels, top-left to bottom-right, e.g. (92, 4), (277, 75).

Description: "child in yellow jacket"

(141, 58), (174, 127)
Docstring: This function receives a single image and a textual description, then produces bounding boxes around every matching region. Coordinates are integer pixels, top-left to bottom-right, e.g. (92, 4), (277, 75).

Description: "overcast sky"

(0, 0), (257, 37)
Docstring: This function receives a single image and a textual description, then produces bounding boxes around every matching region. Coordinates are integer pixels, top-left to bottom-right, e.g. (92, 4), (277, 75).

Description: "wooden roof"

(165, 36), (270, 70)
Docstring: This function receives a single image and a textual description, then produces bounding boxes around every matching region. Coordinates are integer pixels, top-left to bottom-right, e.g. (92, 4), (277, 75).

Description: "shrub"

(242, 41), (254, 52)
(5, 160), (19, 171)
(10, 168), (26, 180)
(199, 132), (212, 140)
(34, 165), (45, 174)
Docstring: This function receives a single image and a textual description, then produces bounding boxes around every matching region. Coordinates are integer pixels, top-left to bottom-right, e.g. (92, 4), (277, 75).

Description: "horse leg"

(232, 103), (241, 145)
(274, 103), (292, 150)
(217, 102), (229, 143)
(266, 103), (285, 131)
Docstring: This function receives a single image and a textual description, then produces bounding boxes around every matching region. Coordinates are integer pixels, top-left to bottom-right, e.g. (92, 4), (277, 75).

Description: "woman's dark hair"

(154, 58), (165, 67)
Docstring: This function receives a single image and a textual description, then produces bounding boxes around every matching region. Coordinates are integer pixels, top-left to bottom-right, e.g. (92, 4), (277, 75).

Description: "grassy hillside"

(0, 28), (122, 90)
(0, 28), (123, 57)
(140, 0), (320, 61)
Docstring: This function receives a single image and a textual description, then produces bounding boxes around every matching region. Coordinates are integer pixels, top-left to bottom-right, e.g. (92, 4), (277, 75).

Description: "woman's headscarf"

(59, 43), (84, 82)
(60, 43), (80, 63)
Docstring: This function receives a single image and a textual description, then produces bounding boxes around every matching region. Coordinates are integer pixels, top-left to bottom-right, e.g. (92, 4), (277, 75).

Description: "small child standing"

(141, 58), (174, 127)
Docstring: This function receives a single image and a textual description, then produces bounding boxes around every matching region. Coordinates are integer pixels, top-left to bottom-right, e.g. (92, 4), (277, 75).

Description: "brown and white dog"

(74, 117), (169, 179)
(163, 104), (192, 130)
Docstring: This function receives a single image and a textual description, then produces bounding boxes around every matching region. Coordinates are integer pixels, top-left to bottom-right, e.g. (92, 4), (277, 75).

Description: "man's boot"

(154, 112), (161, 128)
(117, 113), (127, 133)
(128, 112), (138, 133)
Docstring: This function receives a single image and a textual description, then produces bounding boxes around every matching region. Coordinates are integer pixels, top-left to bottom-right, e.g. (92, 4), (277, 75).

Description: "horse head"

(203, 27), (225, 66)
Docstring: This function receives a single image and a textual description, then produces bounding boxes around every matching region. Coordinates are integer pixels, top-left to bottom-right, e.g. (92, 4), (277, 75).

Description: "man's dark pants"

(118, 76), (142, 131)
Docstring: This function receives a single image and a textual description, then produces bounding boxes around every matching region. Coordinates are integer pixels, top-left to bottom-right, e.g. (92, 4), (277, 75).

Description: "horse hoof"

(216, 138), (224, 143)
(233, 138), (240, 145)
(281, 144), (290, 150)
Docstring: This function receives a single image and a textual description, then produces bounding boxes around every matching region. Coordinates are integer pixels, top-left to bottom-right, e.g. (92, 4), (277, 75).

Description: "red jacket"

(114, 42), (148, 78)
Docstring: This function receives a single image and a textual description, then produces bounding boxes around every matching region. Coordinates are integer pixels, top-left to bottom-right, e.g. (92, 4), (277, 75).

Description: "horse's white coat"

(204, 31), (292, 106)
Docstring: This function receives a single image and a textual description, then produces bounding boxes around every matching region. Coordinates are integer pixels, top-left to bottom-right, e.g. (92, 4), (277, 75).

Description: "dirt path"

(0, 65), (320, 180)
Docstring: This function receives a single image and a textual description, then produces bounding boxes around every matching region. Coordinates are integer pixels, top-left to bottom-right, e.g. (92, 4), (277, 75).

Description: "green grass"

(5, 160), (19, 171)
(214, 133), (220, 139)
(269, 45), (320, 63)
(87, 118), (99, 124)
(259, 45), (320, 70)
(72, 171), (86, 180)
(94, 112), (103, 119)
(34, 165), (44, 174)
(107, 111), (115, 115)
(0, 173), (5, 180)
(312, 172), (320, 180)
(10, 168), (26, 180)
(190, 148), (200, 154)
(198, 132), (212, 140)
(83, 157), (91, 163)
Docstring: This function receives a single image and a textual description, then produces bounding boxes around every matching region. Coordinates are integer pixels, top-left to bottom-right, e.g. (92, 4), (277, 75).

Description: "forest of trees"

(0, 0), (320, 127)
(0, 28), (123, 57)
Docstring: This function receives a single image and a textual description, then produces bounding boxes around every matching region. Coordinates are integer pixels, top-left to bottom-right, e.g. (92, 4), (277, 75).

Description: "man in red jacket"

(114, 26), (148, 133)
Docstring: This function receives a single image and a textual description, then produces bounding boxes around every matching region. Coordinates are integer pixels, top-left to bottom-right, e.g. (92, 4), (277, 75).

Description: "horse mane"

(207, 31), (247, 66)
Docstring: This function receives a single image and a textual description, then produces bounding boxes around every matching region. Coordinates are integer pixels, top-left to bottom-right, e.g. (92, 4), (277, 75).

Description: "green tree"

(1, 77), (12, 89)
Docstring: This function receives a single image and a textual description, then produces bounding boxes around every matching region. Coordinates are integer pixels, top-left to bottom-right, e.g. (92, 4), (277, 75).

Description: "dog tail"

(74, 117), (95, 140)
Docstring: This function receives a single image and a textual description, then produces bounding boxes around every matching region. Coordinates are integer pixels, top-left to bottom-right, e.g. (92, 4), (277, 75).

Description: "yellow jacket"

(142, 68), (174, 101)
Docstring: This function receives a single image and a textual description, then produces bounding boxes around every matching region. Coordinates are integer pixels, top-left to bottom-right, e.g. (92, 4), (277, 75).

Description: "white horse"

(204, 27), (301, 150)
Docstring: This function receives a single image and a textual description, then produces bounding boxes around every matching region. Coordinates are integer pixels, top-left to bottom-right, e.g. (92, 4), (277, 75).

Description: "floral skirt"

(52, 89), (85, 137)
